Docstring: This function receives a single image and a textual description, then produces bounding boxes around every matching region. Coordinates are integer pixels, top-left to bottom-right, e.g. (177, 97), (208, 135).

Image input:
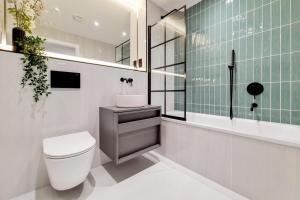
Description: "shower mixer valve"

(247, 82), (264, 112)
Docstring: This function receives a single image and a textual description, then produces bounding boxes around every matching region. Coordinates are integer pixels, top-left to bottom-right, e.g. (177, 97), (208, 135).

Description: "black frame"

(115, 39), (130, 64)
(148, 6), (187, 121)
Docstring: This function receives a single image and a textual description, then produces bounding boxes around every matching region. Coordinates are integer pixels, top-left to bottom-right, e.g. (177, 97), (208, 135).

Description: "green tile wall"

(180, 0), (300, 125)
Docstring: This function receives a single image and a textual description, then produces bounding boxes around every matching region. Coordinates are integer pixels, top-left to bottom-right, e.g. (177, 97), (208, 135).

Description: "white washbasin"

(116, 95), (147, 108)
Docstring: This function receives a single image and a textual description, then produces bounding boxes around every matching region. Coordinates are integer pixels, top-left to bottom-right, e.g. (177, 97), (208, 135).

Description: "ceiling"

(151, 0), (202, 12)
(37, 0), (131, 45)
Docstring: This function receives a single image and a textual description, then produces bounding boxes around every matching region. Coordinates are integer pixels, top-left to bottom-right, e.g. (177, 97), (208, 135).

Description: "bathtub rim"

(162, 113), (300, 149)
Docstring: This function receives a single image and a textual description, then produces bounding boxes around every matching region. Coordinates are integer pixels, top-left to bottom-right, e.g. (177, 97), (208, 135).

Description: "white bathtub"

(164, 111), (300, 149)
(158, 111), (300, 200)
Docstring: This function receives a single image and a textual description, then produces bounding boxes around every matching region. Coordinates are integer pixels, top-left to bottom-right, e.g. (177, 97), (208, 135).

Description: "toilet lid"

(43, 131), (96, 159)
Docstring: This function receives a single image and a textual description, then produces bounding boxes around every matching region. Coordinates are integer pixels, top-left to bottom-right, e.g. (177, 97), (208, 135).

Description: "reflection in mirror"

(3, 0), (146, 69)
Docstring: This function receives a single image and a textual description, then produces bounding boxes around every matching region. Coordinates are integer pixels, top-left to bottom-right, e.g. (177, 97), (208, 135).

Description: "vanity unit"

(99, 106), (161, 165)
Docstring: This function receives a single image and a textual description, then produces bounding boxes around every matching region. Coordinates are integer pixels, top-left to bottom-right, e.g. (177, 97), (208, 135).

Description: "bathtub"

(164, 111), (300, 148)
(156, 111), (300, 200)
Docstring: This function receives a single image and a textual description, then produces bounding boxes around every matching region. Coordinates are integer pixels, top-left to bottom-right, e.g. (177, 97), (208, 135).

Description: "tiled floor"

(11, 156), (245, 200)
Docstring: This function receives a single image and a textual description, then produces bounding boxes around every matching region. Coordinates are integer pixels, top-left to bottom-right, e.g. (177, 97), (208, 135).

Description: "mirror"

(1, 0), (146, 70)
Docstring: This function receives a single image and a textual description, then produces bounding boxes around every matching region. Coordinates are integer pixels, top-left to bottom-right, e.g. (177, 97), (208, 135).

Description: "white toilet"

(43, 131), (96, 190)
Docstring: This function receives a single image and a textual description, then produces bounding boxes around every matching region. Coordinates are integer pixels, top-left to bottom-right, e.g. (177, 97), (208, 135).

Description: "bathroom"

(0, 0), (299, 199)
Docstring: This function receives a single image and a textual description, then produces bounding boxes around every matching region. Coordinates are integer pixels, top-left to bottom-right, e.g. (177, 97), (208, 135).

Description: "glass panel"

(166, 64), (185, 90)
(166, 92), (185, 118)
(165, 9), (186, 41)
(151, 92), (165, 114)
(151, 70), (164, 91)
(122, 41), (130, 59)
(122, 58), (130, 65)
(151, 22), (164, 47)
(166, 37), (185, 65)
(115, 46), (122, 62)
(151, 45), (164, 68)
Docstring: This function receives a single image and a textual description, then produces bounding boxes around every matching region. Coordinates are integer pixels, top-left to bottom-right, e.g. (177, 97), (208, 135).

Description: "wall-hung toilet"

(43, 131), (96, 190)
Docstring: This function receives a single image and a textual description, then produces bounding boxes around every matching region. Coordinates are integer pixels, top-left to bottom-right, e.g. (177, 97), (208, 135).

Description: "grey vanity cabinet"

(99, 106), (161, 165)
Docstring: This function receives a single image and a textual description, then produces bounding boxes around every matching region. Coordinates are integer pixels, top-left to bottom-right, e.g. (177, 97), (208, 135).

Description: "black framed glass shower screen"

(148, 6), (187, 121)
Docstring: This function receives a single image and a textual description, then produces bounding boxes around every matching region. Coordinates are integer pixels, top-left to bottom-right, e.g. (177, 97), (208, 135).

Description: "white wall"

(156, 120), (300, 200)
(0, 51), (147, 200)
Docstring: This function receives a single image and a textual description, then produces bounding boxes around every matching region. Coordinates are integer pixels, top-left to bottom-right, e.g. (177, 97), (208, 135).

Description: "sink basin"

(116, 95), (147, 108)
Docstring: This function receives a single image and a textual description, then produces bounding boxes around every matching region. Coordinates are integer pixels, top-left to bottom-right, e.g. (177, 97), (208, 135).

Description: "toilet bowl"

(43, 131), (96, 190)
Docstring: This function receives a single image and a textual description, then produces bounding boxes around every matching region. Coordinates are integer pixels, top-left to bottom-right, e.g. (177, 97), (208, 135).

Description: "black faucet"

(250, 103), (258, 111)
(120, 77), (133, 86)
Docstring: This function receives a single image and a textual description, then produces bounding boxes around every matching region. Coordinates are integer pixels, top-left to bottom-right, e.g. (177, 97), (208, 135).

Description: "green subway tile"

(281, 110), (291, 124)
(240, 38), (246, 60)
(271, 83), (280, 109)
(281, 25), (290, 54)
(262, 83), (270, 108)
(221, 1), (227, 20)
(240, 0), (247, 13)
(227, 19), (233, 41)
(240, 13), (247, 37)
(241, 108), (247, 118)
(263, 0), (271, 5)
(255, 7), (263, 33)
(221, 43), (227, 63)
(271, 110), (281, 123)
(247, 0), (254, 11)
(263, 5), (271, 31)
(291, 111), (300, 125)
(263, 31), (271, 56)
(262, 109), (271, 121)
(262, 57), (271, 82)
(281, 82), (291, 110)
(271, 55), (280, 82)
(245, 109), (254, 120)
(254, 33), (262, 58)
(247, 35), (254, 59)
(227, 1), (233, 19)
(291, 52), (300, 81)
(271, 1), (280, 28)
(291, 0), (300, 23)
(247, 11), (254, 35)
(291, 22), (300, 52)
(291, 82), (300, 110)
(221, 22), (227, 41)
(221, 85), (226, 106)
(233, 20), (240, 39)
(281, 54), (290, 82)
(254, 59), (262, 82)
(233, 0), (240, 17)
(247, 60), (254, 82)
(272, 28), (280, 55)
(281, 0), (291, 25)
(255, 0), (263, 8)
(238, 61), (247, 83)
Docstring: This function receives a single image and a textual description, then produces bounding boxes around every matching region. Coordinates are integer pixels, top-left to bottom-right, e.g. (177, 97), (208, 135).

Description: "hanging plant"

(7, 0), (50, 103)
(20, 36), (51, 102)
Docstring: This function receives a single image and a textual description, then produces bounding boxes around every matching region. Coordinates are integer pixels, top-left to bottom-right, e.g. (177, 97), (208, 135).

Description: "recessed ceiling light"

(122, 32), (127, 36)
(54, 7), (60, 12)
(94, 21), (99, 27)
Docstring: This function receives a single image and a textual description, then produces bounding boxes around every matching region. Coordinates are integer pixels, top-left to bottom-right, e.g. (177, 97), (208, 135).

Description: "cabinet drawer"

(118, 126), (160, 158)
(118, 109), (160, 123)
(118, 117), (161, 134)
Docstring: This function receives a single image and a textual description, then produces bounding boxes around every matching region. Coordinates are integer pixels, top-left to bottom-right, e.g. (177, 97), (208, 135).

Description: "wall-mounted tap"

(120, 77), (133, 86)
(250, 103), (258, 111)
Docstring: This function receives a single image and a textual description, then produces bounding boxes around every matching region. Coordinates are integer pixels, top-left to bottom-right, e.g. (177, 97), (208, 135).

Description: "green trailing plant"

(7, 0), (50, 103)
(20, 36), (51, 102)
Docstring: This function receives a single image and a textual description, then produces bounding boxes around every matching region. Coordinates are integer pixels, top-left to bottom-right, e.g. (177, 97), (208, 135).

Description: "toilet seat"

(43, 131), (96, 159)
